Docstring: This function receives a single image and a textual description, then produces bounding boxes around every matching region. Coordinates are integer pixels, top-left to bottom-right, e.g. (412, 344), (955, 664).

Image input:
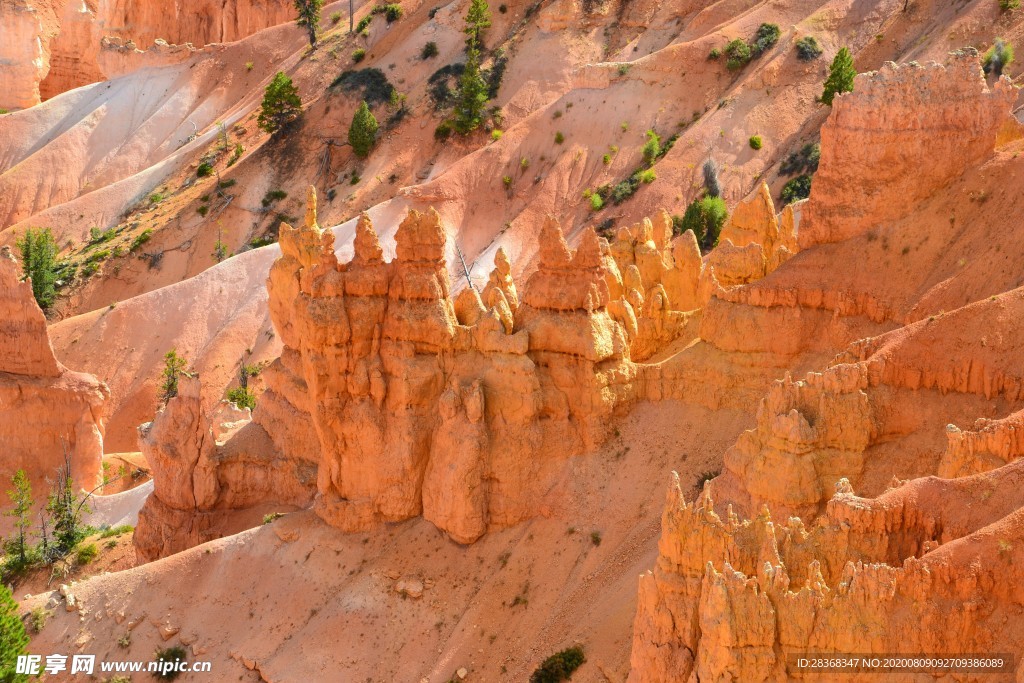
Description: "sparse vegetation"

(983, 39), (1015, 78)
(530, 646), (586, 683)
(999, 0), (1020, 10)
(196, 161), (214, 177)
(371, 3), (403, 22)
(589, 193), (604, 211)
(293, 0), (325, 46)
(159, 348), (188, 406)
(750, 23), (780, 56)
(129, 230), (153, 252)
(554, 131), (565, 144)
(262, 189), (288, 207)
(821, 47), (855, 105)
(352, 48), (366, 63)
(749, 134), (762, 150)
(696, 469), (721, 488)
(75, 543), (98, 565)
(263, 512), (285, 524)
(30, 606), (52, 633)
(780, 142), (820, 175)
(642, 129), (661, 166)
(680, 196), (727, 251)
(153, 645), (188, 680)
(636, 168), (656, 183)
(16, 227), (58, 309)
(781, 174), (812, 204)
(258, 72), (302, 133)
(590, 530), (602, 546)
(702, 158), (721, 198)
(795, 35), (823, 60)
(708, 47), (721, 60)
(724, 39), (751, 70)
(422, 41), (439, 59)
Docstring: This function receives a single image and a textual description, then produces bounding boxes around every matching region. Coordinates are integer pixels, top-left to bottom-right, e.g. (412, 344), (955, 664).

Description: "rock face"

(134, 376), (316, 561)
(264, 190), (638, 542)
(0, 0), (295, 109)
(133, 184), (793, 554)
(800, 50), (1016, 248)
(627, 53), (1024, 683)
(0, 246), (109, 501)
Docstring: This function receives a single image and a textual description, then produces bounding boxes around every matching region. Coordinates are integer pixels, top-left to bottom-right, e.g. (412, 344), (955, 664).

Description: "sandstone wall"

(0, 246), (109, 504)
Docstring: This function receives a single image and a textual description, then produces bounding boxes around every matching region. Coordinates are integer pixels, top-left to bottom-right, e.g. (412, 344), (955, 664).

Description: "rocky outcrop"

(800, 51), (1017, 248)
(630, 465), (1024, 682)
(0, 0), (294, 109)
(134, 376), (316, 561)
(0, 246), (109, 501)
(262, 189), (638, 543)
(939, 409), (1024, 479)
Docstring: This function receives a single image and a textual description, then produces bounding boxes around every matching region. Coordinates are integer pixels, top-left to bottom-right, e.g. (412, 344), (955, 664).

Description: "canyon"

(2, 0), (1024, 681)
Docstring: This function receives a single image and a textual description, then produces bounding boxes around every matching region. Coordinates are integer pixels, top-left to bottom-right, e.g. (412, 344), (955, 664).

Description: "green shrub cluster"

(530, 646), (586, 683)
(795, 36), (823, 60)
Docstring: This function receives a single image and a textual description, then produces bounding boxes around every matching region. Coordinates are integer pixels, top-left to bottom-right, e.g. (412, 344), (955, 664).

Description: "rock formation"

(0, 246), (109, 502)
(261, 191), (638, 542)
(134, 376), (316, 561)
(800, 50), (1016, 248)
(0, 0), (295, 109)
(627, 53), (1024, 683)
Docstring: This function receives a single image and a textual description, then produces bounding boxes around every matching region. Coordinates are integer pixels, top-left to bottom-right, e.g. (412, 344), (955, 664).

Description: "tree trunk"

(350, 0), (354, 32)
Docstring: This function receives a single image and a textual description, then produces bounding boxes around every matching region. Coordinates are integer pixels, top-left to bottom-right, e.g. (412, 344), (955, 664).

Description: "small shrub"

(196, 205), (209, 217)
(434, 120), (454, 141)
(708, 47), (721, 60)
(749, 135), (762, 150)
(196, 162), (214, 177)
(636, 169), (656, 184)
(351, 172), (362, 185)
(1000, 0), (1020, 10)
(795, 35), (823, 61)
(331, 10), (342, 23)
(30, 607), (52, 633)
(590, 531), (602, 546)
(983, 39), (1015, 78)
(352, 48), (366, 63)
(218, 178), (236, 189)
(751, 23), (780, 56)
(356, 15), (372, 32)
(372, 3), (403, 22)
(499, 3), (507, 11)
(641, 129), (661, 167)
(422, 41), (439, 59)
(227, 142), (244, 166)
(75, 543), (98, 565)
(724, 39), (751, 70)
(554, 131), (565, 144)
(781, 174), (812, 204)
(245, 61), (254, 71)
(226, 386), (256, 410)
(503, 175), (513, 188)
(680, 196), (728, 250)
(491, 129), (503, 141)
(261, 189), (287, 207)
(589, 193), (604, 211)
(153, 645), (188, 680)
(780, 142), (820, 175)
(99, 524), (134, 539)
(117, 632), (131, 648)
(150, 192), (165, 204)
(263, 512), (285, 524)
(602, 153), (611, 165)
(530, 646), (586, 683)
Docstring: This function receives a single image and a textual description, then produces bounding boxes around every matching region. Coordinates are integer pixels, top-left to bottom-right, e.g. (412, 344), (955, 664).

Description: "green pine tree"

(348, 100), (379, 158)
(821, 47), (856, 106)
(257, 72), (302, 134)
(5, 471), (33, 568)
(0, 583), (29, 683)
(453, 43), (489, 134)
(464, 0), (491, 49)
(159, 349), (188, 406)
(15, 227), (58, 310)
(294, 0), (325, 46)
